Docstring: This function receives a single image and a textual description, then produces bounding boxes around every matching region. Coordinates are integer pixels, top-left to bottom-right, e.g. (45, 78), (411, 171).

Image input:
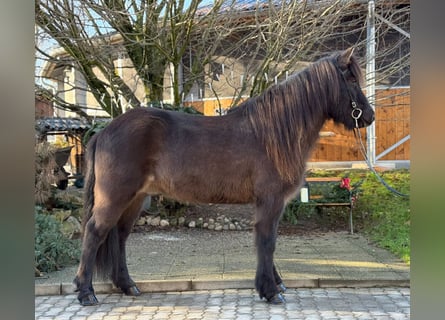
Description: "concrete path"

(35, 229), (409, 294)
(35, 229), (410, 319)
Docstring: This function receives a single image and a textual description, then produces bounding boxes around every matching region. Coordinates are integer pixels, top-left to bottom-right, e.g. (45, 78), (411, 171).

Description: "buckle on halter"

(351, 101), (362, 128)
(351, 107), (362, 120)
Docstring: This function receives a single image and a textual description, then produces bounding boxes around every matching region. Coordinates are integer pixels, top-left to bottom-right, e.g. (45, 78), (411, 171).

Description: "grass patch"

(355, 169), (410, 264)
(286, 168), (410, 264)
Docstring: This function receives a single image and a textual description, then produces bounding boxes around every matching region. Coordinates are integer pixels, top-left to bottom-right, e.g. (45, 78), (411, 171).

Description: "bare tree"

(197, 0), (356, 106)
(36, 0), (227, 117)
(197, 0), (409, 112)
(35, 0), (410, 118)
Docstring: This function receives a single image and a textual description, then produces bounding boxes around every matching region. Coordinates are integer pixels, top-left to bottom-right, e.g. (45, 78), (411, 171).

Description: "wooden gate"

(308, 87), (410, 162)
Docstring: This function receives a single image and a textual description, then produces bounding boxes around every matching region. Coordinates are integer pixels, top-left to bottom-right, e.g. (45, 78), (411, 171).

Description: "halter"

(337, 65), (363, 129)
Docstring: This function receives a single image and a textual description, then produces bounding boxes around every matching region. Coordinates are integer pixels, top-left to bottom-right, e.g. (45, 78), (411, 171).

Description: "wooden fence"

(374, 87), (410, 161)
(310, 87), (410, 162)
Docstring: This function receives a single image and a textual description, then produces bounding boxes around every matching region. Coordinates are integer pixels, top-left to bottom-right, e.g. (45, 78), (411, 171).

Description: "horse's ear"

(338, 47), (355, 66)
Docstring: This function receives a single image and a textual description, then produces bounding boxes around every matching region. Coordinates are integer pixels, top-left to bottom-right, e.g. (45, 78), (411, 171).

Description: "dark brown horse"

(74, 48), (374, 306)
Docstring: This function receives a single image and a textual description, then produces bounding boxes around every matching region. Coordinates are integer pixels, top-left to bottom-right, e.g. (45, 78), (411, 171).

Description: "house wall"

(35, 97), (54, 118)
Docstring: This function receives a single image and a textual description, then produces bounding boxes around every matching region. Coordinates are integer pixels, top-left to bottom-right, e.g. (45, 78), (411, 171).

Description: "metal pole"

(366, 0), (376, 166)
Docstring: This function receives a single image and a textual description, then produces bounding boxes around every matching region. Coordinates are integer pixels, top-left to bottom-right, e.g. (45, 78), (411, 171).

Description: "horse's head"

(330, 47), (375, 130)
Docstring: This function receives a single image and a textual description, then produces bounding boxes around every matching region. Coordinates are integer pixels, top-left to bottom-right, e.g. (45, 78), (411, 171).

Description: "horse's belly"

(142, 174), (254, 204)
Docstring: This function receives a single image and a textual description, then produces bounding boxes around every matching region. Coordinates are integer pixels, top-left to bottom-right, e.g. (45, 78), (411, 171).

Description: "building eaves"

(36, 117), (91, 134)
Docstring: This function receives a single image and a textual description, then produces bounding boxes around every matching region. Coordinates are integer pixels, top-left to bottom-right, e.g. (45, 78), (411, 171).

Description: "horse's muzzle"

(359, 111), (375, 128)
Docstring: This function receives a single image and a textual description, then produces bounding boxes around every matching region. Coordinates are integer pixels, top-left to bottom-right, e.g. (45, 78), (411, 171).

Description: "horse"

(73, 47), (374, 306)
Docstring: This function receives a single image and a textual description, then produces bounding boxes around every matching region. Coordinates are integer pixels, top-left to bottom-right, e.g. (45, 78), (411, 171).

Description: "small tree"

(35, 141), (58, 206)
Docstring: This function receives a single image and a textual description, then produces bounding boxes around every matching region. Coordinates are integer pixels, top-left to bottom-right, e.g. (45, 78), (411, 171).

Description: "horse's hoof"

(123, 285), (141, 296)
(267, 293), (286, 304)
(277, 283), (287, 293)
(78, 293), (99, 306)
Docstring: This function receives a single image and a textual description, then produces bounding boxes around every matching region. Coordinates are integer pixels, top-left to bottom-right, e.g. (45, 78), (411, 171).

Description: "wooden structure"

(304, 177), (354, 234)
(35, 117), (90, 179)
(310, 87), (410, 162)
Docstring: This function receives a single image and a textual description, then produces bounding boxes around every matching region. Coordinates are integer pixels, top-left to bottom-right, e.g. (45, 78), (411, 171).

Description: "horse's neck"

(301, 118), (326, 153)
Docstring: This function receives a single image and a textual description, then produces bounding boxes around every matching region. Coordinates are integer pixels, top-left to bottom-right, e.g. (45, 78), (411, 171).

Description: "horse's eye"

(347, 74), (358, 84)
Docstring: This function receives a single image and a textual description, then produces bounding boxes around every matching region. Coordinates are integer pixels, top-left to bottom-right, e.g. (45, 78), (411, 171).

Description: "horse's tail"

(82, 134), (97, 233)
(82, 134), (120, 282)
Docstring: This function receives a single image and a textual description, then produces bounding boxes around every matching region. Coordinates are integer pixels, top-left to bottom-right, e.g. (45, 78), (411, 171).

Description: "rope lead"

(353, 127), (409, 198)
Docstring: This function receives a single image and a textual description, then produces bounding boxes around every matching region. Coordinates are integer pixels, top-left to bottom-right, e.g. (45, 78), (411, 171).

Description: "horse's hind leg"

(254, 195), (286, 304)
(112, 194), (147, 296)
(74, 207), (119, 306)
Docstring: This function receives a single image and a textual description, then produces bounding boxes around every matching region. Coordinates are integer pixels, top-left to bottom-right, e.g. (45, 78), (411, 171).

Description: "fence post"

(366, 0), (376, 166)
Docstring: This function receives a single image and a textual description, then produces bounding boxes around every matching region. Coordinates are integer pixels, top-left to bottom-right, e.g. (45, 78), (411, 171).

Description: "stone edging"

(35, 279), (410, 296)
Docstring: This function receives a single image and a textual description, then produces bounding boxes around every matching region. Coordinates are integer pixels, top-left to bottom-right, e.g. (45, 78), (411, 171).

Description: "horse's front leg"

(273, 264), (287, 293)
(254, 196), (286, 304)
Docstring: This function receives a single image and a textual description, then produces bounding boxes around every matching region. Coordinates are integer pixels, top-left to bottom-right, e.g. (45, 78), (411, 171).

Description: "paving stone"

(36, 286), (410, 319)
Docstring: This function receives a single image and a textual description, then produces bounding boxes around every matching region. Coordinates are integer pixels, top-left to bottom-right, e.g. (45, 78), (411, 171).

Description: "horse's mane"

(238, 52), (360, 183)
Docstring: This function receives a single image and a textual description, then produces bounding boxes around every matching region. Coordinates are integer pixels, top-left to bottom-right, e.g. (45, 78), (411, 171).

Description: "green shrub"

(283, 200), (316, 225)
(35, 207), (81, 273)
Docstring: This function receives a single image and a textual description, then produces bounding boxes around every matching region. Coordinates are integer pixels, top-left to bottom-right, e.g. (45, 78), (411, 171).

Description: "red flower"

(340, 177), (352, 191)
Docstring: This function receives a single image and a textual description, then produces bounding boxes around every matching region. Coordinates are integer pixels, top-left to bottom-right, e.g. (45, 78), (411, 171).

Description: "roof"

(35, 117), (91, 134)
(196, 0), (281, 16)
(195, 0), (410, 16)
